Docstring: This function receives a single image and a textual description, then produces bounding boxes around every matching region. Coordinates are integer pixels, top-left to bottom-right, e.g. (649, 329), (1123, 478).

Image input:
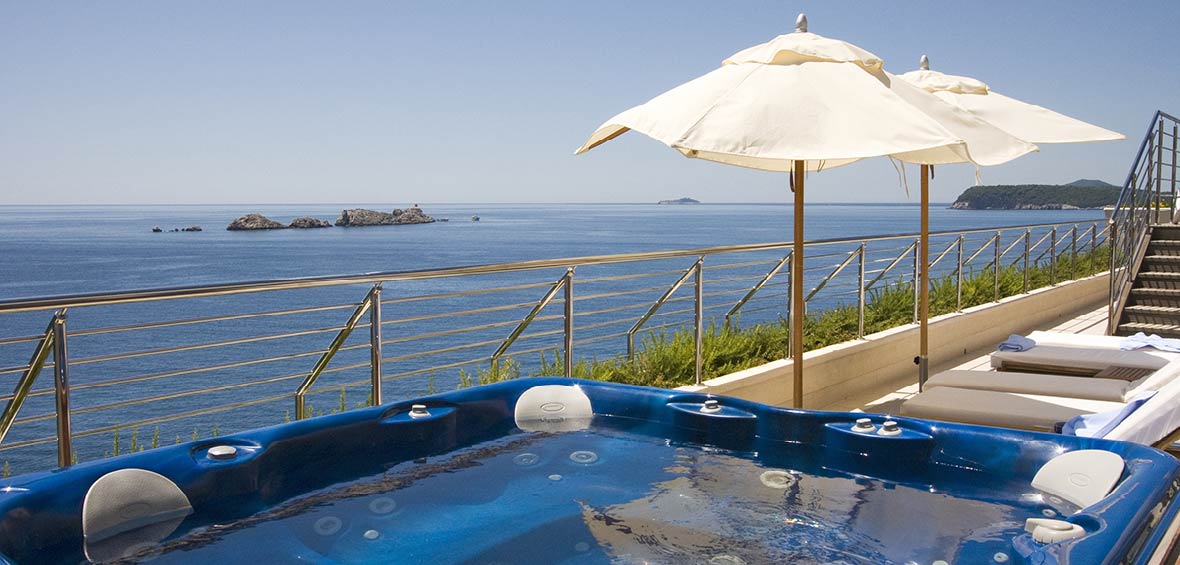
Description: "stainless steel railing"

(1109, 111), (1180, 333)
(0, 220), (1107, 472)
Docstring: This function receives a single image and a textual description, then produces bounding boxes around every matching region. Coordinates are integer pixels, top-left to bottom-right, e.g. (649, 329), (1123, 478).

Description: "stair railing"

(1109, 111), (1180, 333)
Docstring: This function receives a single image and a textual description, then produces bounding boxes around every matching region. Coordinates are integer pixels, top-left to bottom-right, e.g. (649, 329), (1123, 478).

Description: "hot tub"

(0, 378), (1177, 564)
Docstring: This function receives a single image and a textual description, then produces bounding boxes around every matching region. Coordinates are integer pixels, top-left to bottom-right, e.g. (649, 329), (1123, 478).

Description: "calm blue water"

(0, 203), (1103, 298)
(0, 204), (1104, 472)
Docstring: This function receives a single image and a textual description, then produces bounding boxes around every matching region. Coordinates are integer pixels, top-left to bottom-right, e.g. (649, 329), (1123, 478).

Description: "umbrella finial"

(919, 54), (930, 70)
(795, 13), (807, 33)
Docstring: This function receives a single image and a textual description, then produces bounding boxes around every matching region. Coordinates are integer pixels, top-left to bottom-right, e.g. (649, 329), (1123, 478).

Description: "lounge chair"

(924, 354), (1180, 401)
(901, 362), (1180, 443)
(990, 344), (1171, 376)
(1024, 330), (1180, 351)
(899, 387), (1123, 433)
(1104, 379), (1180, 449)
(924, 370), (1146, 402)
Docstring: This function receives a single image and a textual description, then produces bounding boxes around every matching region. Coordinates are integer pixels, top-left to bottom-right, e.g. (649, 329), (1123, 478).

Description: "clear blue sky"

(2, 1), (1177, 205)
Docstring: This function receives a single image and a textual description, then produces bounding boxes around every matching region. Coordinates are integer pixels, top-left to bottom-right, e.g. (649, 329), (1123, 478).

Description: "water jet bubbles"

(993, 552), (1010, 563)
(313, 516), (343, 537)
(933, 561), (950, 565)
(574, 542), (590, 552)
(1042, 508), (1057, 517)
(548, 474), (563, 481)
(709, 555), (747, 565)
(759, 470), (797, 489)
(569, 450), (598, 464)
(369, 497), (397, 515)
(513, 453), (540, 467)
(363, 529), (380, 541)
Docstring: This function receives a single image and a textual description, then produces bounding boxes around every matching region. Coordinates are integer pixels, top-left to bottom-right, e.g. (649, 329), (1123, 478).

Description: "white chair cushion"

(900, 387), (1123, 432)
(925, 370), (1130, 402)
(991, 345), (1172, 372)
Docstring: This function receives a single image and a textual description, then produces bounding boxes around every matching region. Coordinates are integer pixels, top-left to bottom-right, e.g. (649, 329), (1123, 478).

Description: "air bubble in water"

(514, 453), (540, 466)
(369, 497), (397, 515)
(569, 450), (598, 464)
(313, 516), (343, 537)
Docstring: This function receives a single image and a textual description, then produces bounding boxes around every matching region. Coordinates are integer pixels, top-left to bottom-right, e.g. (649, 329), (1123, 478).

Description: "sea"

(0, 203), (1104, 472)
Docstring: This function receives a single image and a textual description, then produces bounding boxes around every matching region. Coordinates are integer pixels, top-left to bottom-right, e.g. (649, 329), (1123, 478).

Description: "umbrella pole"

(918, 164), (930, 390)
(792, 160), (805, 408)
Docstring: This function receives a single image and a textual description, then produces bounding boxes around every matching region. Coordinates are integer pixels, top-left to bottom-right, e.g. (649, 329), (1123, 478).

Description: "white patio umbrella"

(901, 56), (1124, 145)
(899, 56), (1123, 388)
(576, 15), (1035, 408)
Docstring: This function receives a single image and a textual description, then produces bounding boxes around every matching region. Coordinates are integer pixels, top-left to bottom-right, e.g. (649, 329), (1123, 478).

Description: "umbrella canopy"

(899, 55), (1125, 144)
(899, 55), (1122, 389)
(576, 15), (1035, 408)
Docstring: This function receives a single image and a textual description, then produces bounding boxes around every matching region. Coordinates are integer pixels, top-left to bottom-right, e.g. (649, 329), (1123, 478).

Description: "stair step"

(1131, 288), (1180, 297)
(1125, 305), (1180, 315)
(1122, 305), (1180, 325)
(1118, 322), (1180, 339)
(1151, 226), (1180, 241)
(1148, 240), (1180, 256)
(1136, 272), (1180, 288)
(1129, 288), (1180, 307)
(1141, 256), (1180, 272)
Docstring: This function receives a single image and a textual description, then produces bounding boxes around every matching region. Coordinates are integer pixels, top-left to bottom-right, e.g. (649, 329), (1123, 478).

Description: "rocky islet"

(223, 207), (436, 231)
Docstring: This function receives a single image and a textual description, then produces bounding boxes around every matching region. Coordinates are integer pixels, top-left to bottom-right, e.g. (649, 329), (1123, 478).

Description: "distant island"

(226, 207), (435, 231)
(658, 197), (700, 205)
(950, 179), (1120, 210)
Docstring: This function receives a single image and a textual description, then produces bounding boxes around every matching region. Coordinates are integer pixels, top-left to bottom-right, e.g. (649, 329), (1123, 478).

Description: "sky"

(2, 1), (1178, 205)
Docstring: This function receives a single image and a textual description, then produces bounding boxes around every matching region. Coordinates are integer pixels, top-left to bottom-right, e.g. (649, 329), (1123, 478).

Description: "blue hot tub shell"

(0, 378), (1176, 564)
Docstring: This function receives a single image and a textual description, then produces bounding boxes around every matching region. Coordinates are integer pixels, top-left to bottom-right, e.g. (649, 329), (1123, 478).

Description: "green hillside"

(951, 179), (1119, 210)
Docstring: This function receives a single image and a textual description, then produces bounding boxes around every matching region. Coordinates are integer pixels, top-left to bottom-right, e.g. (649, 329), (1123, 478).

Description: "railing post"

(369, 283), (383, 407)
(857, 243), (866, 339)
(913, 236), (920, 323)
(694, 258), (703, 386)
(1090, 224), (1097, 258)
(0, 315), (57, 452)
(1158, 117), (1165, 220)
(956, 235), (963, 312)
(785, 259), (793, 358)
(725, 251), (790, 325)
(52, 310), (72, 467)
(1050, 227), (1057, 286)
(1172, 124), (1178, 223)
(1071, 226), (1078, 281)
(993, 231), (1001, 302)
(627, 260), (698, 361)
(296, 289), (376, 420)
(564, 268), (574, 378)
(1109, 221), (1117, 333)
(1023, 229), (1030, 293)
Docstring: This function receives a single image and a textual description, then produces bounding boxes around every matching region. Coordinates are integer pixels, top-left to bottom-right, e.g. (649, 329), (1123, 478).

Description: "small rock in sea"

(471, 215), (480, 222)
(289, 216), (332, 229)
(227, 214), (287, 231)
(151, 226), (163, 233)
(181, 226), (202, 232)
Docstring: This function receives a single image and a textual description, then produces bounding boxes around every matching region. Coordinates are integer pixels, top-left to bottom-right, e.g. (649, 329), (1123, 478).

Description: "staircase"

(1109, 111), (1180, 336)
(1118, 226), (1180, 337)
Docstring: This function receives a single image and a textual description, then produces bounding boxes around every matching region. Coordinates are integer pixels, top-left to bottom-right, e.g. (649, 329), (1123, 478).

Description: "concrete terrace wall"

(678, 272), (1109, 409)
